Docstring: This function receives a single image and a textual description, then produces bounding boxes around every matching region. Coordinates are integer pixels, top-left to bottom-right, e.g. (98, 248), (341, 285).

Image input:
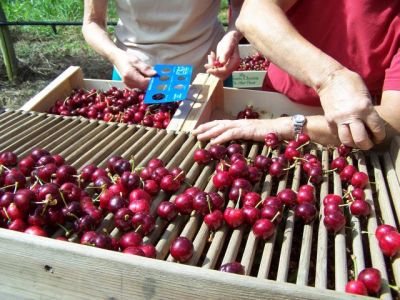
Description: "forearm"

(226, 0), (244, 42)
(82, 0), (122, 65)
(278, 116), (341, 146)
(375, 91), (400, 141)
(236, 0), (344, 90)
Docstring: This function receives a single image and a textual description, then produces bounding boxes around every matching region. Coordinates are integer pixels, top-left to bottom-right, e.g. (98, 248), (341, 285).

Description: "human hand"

(317, 69), (386, 150)
(204, 31), (241, 80)
(113, 52), (157, 90)
(193, 118), (292, 145)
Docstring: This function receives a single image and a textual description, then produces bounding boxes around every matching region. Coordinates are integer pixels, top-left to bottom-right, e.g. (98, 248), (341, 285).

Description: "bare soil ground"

(0, 27), (112, 110)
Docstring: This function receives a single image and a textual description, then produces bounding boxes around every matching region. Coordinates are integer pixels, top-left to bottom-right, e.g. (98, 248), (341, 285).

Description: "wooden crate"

(0, 110), (400, 299)
(19, 66), (211, 132)
(174, 74), (323, 132)
(230, 44), (268, 89)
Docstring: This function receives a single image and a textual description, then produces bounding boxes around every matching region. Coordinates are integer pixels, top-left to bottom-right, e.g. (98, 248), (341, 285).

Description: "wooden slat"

(333, 150), (348, 292)
(357, 152), (392, 300)
(276, 164), (301, 282)
(315, 149), (329, 288)
(382, 152), (400, 224)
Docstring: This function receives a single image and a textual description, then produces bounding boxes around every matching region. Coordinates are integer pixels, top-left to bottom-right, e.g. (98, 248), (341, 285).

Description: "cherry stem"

(207, 196), (212, 214)
(3, 207), (10, 221)
(296, 141), (310, 150)
(388, 284), (400, 291)
(134, 224), (142, 233)
(59, 191), (68, 207)
(271, 211), (281, 223)
(13, 182), (18, 193)
(0, 184), (17, 190)
(173, 171), (184, 182)
(350, 254), (358, 277)
(324, 168), (337, 174)
(235, 189), (242, 209)
(255, 198), (264, 209)
(360, 230), (375, 236)
(0, 164), (10, 172)
(208, 231), (215, 243)
(57, 223), (72, 237)
(34, 175), (44, 186)
(266, 147), (271, 158)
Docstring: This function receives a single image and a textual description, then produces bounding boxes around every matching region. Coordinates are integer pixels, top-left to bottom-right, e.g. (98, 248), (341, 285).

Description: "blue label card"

(144, 64), (193, 104)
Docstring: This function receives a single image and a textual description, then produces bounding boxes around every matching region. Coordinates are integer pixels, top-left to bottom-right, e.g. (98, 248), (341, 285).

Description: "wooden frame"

(0, 228), (361, 300)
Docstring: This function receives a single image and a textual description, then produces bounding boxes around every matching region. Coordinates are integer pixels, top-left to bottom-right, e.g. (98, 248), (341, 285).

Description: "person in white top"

(83, 0), (243, 89)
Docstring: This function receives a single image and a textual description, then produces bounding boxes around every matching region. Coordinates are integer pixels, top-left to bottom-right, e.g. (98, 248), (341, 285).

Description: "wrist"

(314, 65), (347, 94)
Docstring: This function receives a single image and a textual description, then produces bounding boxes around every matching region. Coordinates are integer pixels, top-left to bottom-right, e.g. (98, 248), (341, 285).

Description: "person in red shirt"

(198, 0), (400, 150)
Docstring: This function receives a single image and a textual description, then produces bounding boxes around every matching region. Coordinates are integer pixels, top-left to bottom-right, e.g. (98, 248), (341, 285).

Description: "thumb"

(136, 61), (157, 77)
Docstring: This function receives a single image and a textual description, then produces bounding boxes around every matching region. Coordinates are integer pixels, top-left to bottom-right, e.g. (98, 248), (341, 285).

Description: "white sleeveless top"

(114, 0), (225, 76)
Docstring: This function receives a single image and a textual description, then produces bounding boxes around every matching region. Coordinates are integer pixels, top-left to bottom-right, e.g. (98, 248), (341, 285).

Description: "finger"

(364, 110), (386, 143)
(196, 122), (234, 141)
(349, 121), (373, 150)
(337, 123), (356, 148)
(193, 120), (222, 135)
(135, 61), (157, 77)
(124, 70), (151, 90)
(210, 127), (244, 145)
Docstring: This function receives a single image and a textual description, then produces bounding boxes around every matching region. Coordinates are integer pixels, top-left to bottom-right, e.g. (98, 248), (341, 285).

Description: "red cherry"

(375, 224), (396, 241)
(338, 144), (352, 157)
(157, 201), (178, 221)
(297, 133), (310, 145)
(120, 232), (142, 249)
(261, 205), (282, 223)
(264, 132), (279, 149)
(219, 262), (245, 274)
(129, 188), (151, 203)
(174, 193), (193, 215)
(350, 172), (369, 189)
(340, 165), (357, 182)
(242, 206), (261, 225)
(193, 149), (212, 165)
(131, 212), (155, 235)
(345, 280), (368, 296)
(123, 247), (145, 256)
(114, 208), (134, 231)
(243, 192), (261, 207)
(277, 188), (297, 207)
(226, 144), (243, 157)
(350, 200), (371, 217)
(330, 157), (347, 172)
(324, 211), (346, 232)
(269, 162), (284, 177)
(209, 145), (227, 160)
(128, 199), (150, 214)
(160, 175), (180, 194)
(351, 188), (365, 201)
(295, 203), (317, 223)
(284, 146), (300, 162)
(212, 171), (232, 190)
(228, 160), (249, 179)
(252, 219), (275, 240)
(223, 207), (244, 228)
(204, 210), (224, 231)
(138, 244), (157, 258)
(170, 237), (193, 262)
(323, 194), (343, 206)
(297, 189), (315, 204)
(358, 268), (382, 295)
(24, 225), (48, 237)
(254, 155), (272, 173)
(378, 231), (400, 257)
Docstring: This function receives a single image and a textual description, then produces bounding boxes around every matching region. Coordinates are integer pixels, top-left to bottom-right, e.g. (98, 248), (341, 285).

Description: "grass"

(0, 0), (229, 109)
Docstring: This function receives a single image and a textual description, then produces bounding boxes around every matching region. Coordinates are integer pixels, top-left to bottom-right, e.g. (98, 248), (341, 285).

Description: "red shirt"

(263, 0), (400, 106)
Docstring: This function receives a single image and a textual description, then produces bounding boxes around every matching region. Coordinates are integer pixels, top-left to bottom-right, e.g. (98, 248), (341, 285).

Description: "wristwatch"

(292, 114), (306, 136)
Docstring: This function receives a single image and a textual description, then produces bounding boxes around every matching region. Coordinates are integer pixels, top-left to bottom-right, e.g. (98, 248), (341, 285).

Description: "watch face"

(293, 114), (306, 123)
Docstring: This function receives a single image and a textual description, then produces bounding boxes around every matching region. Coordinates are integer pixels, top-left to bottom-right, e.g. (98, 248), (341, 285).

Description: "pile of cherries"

(346, 267), (382, 296)
(0, 149), (190, 258)
(237, 52), (269, 71)
(236, 105), (260, 119)
(48, 87), (179, 129)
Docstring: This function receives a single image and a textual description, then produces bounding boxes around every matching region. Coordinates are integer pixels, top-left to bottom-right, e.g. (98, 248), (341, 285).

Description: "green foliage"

(2, 0), (117, 34)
